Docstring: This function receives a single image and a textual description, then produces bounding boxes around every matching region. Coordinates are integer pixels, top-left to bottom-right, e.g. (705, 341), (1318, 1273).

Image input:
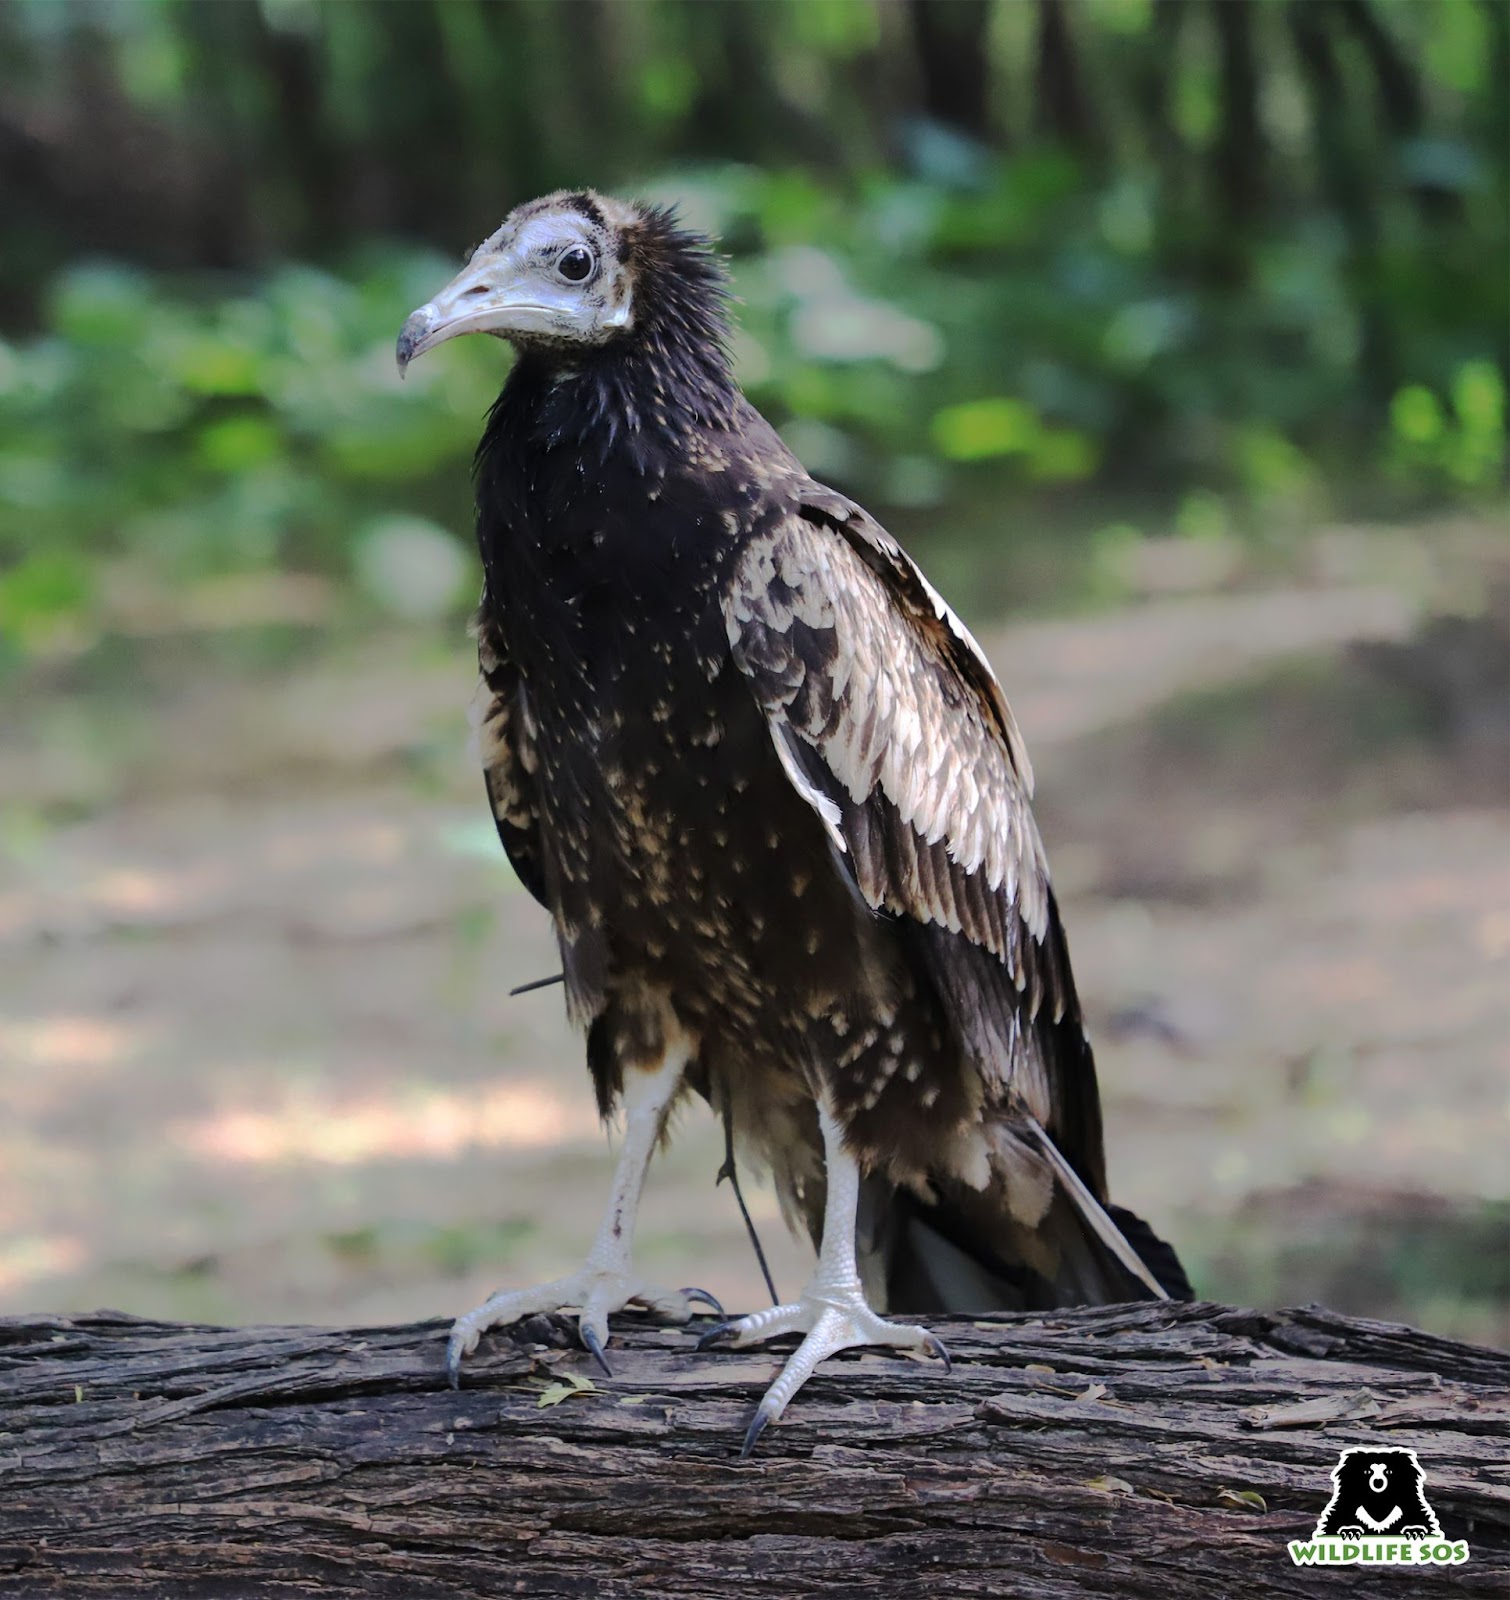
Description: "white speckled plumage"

(399, 188), (1187, 1450)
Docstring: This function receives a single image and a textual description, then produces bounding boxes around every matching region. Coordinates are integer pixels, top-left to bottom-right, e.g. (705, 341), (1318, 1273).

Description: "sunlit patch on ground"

(0, 1236), (87, 1297)
(1475, 909), (1510, 959)
(0, 1014), (151, 1070)
(177, 1078), (601, 1168)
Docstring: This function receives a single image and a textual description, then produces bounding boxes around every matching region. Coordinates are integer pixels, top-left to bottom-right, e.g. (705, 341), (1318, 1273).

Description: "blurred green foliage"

(0, 0), (1504, 657)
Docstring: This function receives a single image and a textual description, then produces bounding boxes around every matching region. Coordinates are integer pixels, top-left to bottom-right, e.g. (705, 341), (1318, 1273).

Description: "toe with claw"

(697, 1092), (957, 1454)
(443, 1045), (714, 1388)
(446, 1272), (717, 1386)
(679, 1287), (725, 1317)
(702, 1290), (950, 1455)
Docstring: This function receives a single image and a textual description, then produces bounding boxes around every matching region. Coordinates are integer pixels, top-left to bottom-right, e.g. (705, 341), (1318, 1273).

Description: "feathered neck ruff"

(483, 204), (741, 477)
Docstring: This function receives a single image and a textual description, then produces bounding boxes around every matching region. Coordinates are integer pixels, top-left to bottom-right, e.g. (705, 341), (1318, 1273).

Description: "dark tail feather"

(1017, 1115), (1172, 1300)
(860, 1178), (1194, 1315)
(1106, 1203), (1195, 1300)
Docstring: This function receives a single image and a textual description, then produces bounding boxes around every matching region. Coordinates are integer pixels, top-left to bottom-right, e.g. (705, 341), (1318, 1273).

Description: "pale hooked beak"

(396, 251), (563, 374)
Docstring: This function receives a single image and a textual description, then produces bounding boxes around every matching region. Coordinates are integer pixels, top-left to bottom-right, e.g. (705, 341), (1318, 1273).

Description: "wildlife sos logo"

(1289, 1448), (1469, 1567)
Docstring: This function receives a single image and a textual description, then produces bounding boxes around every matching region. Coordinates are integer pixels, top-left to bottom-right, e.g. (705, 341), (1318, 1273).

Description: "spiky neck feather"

(482, 204), (741, 477)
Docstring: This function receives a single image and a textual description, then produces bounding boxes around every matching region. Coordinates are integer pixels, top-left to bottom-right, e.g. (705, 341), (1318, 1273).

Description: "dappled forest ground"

(1, 516), (1506, 1348)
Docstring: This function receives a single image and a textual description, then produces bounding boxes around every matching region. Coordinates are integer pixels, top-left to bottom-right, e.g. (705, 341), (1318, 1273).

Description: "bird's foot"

(699, 1287), (948, 1456)
(448, 1270), (721, 1386)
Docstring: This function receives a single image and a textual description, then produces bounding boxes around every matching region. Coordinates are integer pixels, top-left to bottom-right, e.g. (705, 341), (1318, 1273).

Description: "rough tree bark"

(0, 1300), (1504, 1598)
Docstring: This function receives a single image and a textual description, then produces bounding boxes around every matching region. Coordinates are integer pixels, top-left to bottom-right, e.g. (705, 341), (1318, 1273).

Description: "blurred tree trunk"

(1287, 0), (1392, 419)
(1335, 0), (1457, 221)
(1126, 0), (1194, 275)
(363, 0), (472, 240)
(680, 0), (787, 165)
(250, 6), (345, 255)
(1210, 0), (1265, 281)
(1133, 0), (1187, 158)
(1485, 0), (1510, 163)
(0, 0), (56, 323)
(1033, 0), (1099, 157)
(174, 0), (263, 268)
(908, 0), (996, 143)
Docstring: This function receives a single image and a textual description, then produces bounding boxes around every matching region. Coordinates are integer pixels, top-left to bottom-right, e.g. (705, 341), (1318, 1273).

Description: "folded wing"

(724, 486), (1169, 1301)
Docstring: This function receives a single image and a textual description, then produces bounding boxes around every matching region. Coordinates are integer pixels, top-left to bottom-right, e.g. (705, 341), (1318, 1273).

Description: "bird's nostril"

(464, 283), (492, 298)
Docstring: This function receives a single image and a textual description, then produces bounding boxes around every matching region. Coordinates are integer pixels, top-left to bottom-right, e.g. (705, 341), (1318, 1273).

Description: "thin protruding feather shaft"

(1020, 1116), (1170, 1300)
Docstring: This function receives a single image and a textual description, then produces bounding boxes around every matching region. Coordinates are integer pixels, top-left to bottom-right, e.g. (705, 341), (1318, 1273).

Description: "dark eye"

(556, 246), (595, 283)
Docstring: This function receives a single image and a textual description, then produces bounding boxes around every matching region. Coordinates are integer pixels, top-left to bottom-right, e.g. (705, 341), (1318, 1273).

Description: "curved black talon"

(679, 1286), (725, 1318)
(695, 1320), (735, 1352)
(740, 1408), (772, 1459)
(579, 1324), (614, 1376)
(580, 1323), (614, 1377)
(922, 1332), (952, 1373)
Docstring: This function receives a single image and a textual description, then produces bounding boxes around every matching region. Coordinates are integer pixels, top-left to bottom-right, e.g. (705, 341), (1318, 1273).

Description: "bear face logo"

(1314, 1447), (1442, 1541)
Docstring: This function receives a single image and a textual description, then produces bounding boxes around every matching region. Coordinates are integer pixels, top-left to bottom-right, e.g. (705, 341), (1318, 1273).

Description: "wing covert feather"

(725, 492), (1110, 1193)
(724, 498), (1053, 977)
(473, 608), (549, 909)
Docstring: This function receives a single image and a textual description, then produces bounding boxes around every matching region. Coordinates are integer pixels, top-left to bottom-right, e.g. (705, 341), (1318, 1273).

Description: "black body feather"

(468, 198), (1189, 1309)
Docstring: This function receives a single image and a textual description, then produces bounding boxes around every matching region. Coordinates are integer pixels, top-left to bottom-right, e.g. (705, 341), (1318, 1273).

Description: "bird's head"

(396, 189), (727, 374)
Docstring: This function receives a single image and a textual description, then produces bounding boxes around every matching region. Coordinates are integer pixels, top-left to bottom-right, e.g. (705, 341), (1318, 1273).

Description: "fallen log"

(0, 1300), (1504, 1598)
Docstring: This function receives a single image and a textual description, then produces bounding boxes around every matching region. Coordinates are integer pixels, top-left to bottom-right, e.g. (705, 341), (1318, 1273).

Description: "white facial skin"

(397, 204), (635, 369)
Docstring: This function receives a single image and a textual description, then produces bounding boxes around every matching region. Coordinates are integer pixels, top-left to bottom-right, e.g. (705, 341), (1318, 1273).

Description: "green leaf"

(170, 335), (265, 398)
(537, 1372), (598, 1409)
(1028, 429), (1097, 483)
(1175, 491), (1232, 543)
(0, 551), (93, 635)
(50, 264), (153, 349)
(639, 57), (696, 118)
(931, 397), (1040, 462)
(1453, 360), (1504, 436)
(196, 415), (284, 474)
(1391, 385), (1444, 447)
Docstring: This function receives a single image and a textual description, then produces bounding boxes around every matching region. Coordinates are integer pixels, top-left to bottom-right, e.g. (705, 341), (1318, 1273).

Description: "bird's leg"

(447, 1044), (718, 1383)
(700, 1091), (948, 1454)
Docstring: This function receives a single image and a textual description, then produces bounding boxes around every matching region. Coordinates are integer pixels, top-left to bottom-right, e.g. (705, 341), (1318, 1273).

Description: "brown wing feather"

(724, 489), (1105, 1193)
(474, 602), (613, 1041)
(725, 494), (1050, 974)
(473, 605), (549, 909)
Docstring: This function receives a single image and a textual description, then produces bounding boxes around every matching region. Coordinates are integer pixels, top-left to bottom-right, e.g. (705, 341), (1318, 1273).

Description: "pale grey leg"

(447, 1043), (716, 1382)
(701, 1090), (948, 1453)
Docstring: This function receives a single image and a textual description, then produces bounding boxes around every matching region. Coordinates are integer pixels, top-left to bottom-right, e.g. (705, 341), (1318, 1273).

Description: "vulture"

(397, 190), (1191, 1453)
